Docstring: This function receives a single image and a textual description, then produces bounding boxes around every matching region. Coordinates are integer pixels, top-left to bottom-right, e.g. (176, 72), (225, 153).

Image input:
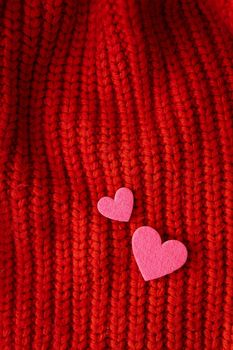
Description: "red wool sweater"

(0, 0), (233, 349)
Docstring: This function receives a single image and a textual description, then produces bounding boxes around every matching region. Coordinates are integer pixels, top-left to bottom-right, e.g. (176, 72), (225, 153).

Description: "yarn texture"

(0, 0), (233, 349)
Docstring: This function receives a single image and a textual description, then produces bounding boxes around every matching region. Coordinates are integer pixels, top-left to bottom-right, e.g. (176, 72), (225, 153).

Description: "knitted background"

(0, 0), (233, 349)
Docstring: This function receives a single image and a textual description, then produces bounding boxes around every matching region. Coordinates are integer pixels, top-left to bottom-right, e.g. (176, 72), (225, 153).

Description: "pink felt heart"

(132, 226), (188, 281)
(97, 187), (134, 222)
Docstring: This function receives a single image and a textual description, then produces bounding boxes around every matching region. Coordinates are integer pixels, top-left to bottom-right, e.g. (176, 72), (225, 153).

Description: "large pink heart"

(97, 187), (134, 222)
(132, 226), (188, 281)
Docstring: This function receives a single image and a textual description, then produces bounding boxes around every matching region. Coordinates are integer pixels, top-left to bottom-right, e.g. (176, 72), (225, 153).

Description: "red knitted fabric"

(0, 0), (233, 349)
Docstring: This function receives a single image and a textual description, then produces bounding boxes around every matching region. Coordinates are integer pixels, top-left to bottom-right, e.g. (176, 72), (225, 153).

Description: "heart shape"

(97, 187), (134, 222)
(132, 226), (188, 281)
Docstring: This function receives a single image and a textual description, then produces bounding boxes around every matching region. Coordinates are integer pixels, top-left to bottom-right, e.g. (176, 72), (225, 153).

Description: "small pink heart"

(97, 187), (134, 222)
(132, 226), (188, 281)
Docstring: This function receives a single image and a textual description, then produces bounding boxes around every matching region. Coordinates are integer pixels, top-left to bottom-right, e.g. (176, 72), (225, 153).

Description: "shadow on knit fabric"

(0, 0), (232, 349)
